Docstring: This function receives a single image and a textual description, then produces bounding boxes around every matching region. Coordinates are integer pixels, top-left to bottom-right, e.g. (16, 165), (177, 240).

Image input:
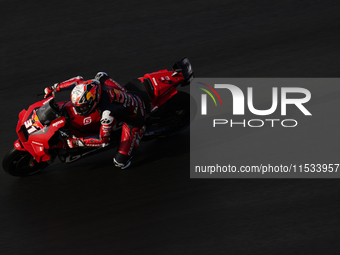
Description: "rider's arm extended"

(44, 76), (84, 98)
(67, 110), (116, 148)
(95, 72), (141, 116)
(95, 72), (127, 92)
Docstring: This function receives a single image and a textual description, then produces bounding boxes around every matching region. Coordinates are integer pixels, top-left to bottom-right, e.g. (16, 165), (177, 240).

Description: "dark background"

(1, 0), (340, 254)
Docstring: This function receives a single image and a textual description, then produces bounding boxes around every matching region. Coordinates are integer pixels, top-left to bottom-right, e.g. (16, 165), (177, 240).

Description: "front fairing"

(16, 97), (66, 162)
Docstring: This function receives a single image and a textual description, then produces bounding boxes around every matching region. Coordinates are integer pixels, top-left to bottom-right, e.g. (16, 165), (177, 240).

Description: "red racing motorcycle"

(2, 58), (195, 177)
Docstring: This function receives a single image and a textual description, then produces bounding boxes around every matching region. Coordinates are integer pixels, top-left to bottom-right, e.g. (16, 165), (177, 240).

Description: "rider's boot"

(113, 124), (145, 169)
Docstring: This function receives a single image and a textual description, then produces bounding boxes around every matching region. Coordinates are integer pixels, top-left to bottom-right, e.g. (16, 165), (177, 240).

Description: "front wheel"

(2, 147), (50, 177)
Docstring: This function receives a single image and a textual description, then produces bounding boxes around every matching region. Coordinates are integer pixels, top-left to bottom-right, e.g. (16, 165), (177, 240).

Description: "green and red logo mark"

(197, 82), (222, 115)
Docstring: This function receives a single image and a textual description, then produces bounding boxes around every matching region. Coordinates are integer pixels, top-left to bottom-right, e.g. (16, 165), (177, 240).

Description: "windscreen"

(36, 99), (60, 125)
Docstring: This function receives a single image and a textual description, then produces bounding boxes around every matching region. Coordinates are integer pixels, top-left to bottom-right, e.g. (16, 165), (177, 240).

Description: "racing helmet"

(71, 79), (101, 116)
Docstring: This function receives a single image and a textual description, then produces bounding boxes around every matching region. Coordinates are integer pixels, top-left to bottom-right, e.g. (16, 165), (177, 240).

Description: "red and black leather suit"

(54, 72), (145, 167)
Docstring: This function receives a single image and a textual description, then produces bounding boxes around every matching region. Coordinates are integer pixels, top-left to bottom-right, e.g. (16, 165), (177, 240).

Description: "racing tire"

(2, 147), (50, 177)
(159, 91), (197, 137)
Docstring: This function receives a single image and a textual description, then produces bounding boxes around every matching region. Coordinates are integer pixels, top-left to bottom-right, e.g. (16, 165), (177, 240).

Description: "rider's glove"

(44, 83), (59, 98)
(67, 138), (85, 148)
(94, 72), (108, 82)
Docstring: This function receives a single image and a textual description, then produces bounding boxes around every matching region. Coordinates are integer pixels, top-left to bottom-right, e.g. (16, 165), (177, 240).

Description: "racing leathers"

(48, 72), (146, 169)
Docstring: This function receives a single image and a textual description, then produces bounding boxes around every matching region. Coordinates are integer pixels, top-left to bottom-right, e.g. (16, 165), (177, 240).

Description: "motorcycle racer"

(44, 72), (146, 169)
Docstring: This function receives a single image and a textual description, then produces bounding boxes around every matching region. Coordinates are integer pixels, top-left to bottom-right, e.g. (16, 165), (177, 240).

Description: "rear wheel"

(158, 91), (197, 136)
(2, 147), (50, 177)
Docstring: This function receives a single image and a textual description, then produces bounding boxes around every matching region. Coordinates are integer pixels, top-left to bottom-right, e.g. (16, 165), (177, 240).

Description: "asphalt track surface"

(1, 1), (340, 254)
